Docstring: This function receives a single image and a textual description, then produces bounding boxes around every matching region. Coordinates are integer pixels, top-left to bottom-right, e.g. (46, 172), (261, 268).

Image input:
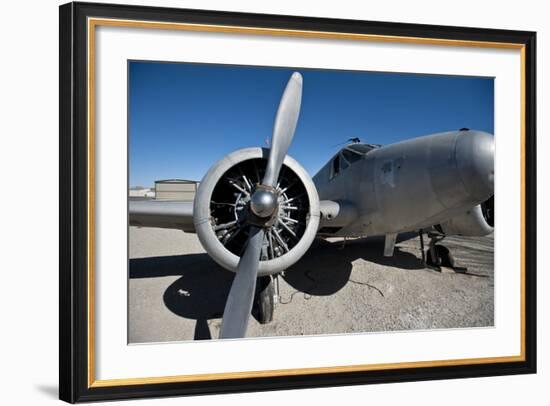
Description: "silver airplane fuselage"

(313, 130), (494, 238)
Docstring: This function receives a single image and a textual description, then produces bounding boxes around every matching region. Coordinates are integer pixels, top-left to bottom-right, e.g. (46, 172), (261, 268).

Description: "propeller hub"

(250, 186), (278, 218)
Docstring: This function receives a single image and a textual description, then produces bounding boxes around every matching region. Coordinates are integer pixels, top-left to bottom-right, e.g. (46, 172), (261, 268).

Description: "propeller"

(219, 72), (303, 339)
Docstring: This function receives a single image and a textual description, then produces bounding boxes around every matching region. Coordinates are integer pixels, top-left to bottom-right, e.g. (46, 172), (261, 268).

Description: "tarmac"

(129, 227), (494, 343)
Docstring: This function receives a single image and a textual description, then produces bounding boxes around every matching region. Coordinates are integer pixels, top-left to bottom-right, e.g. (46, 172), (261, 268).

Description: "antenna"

(331, 137), (361, 147)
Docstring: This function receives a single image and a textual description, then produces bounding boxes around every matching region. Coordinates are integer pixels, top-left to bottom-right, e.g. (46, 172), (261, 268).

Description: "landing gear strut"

(418, 229), (466, 273)
(254, 275), (276, 324)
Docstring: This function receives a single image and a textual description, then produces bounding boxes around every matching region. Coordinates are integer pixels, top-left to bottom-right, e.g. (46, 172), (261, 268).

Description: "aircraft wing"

(129, 199), (195, 232)
(129, 198), (358, 236)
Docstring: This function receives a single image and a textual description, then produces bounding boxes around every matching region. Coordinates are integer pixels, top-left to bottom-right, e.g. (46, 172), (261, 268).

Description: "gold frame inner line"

(86, 17), (527, 388)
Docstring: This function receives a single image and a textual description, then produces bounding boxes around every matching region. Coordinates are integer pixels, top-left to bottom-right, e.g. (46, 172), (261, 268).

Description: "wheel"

(254, 276), (275, 324)
(427, 245), (455, 268)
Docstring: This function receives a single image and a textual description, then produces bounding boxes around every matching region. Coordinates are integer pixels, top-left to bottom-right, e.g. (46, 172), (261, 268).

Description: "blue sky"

(129, 61), (493, 187)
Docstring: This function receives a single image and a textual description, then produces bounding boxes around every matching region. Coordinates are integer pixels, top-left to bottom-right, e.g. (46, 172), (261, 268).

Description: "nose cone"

(250, 188), (278, 218)
(455, 131), (494, 201)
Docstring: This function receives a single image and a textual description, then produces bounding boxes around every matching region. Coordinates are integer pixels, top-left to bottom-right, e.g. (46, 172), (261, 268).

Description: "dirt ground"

(128, 227), (494, 343)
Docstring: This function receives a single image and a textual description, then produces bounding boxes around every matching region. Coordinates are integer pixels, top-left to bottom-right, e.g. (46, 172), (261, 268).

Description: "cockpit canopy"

(346, 143), (379, 155)
(330, 143), (379, 179)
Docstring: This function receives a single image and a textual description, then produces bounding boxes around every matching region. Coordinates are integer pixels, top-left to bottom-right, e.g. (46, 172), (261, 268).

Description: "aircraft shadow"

(130, 254), (232, 339)
(129, 233), (423, 340)
(283, 234), (423, 295)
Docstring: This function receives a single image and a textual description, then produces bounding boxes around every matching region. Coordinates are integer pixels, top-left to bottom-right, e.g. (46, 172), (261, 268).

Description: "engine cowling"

(193, 147), (320, 276)
(436, 196), (494, 236)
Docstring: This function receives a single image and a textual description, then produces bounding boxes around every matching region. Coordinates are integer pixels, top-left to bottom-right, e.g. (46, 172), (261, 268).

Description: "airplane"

(129, 72), (494, 339)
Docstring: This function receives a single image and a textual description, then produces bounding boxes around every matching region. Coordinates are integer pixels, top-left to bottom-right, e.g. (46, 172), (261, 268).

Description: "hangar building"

(154, 179), (199, 201)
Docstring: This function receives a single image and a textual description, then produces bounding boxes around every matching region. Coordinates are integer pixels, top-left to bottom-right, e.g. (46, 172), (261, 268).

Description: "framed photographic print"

(59, 1), (537, 403)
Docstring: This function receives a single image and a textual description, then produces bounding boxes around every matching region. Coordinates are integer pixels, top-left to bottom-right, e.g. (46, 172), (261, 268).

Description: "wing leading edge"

(129, 200), (195, 232)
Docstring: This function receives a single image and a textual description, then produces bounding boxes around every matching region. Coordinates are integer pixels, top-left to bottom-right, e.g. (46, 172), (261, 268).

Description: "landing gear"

(418, 229), (465, 272)
(254, 275), (276, 324)
(427, 244), (455, 268)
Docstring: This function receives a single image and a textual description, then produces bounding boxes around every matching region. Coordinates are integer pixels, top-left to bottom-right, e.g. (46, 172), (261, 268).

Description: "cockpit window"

(340, 155), (350, 170)
(329, 144), (376, 181)
(346, 143), (378, 155)
(342, 149), (362, 165)
(330, 155), (340, 179)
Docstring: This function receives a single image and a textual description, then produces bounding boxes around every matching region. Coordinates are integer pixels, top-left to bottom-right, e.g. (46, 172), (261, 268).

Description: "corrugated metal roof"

(154, 179), (199, 184)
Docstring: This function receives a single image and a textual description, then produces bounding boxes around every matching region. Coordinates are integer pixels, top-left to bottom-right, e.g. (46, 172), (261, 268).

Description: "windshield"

(345, 143), (378, 155)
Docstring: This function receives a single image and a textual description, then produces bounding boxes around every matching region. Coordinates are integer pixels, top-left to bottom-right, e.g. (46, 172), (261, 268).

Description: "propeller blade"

(262, 72), (303, 187)
(219, 73), (304, 339)
(219, 226), (265, 339)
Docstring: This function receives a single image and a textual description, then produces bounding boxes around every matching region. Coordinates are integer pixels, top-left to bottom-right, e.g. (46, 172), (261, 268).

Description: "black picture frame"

(59, 1), (537, 403)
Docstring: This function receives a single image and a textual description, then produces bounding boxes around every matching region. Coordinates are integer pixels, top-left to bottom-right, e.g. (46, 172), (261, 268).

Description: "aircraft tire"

(427, 245), (455, 268)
